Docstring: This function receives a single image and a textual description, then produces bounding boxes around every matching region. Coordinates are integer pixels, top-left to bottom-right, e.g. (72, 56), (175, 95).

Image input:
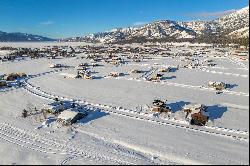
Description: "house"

(186, 62), (200, 69)
(149, 73), (163, 81)
(76, 66), (87, 71)
(67, 46), (75, 54)
(183, 104), (206, 115)
(159, 66), (172, 72)
(182, 104), (209, 126)
(108, 72), (121, 77)
(202, 59), (216, 66)
(84, 74), (93, 80)
(151, 99), (172, 113)
(4, 73), (27, 81)
(80, 63), (89, 67)
(76, 71), (93, 79)
(208, 81), (228, 90)
(50, 64), (65, 68)
(159, 68), (168, 72)
(42, 101), (75, 114)
(130, 69), (143, 74)
(57, 110), (87, 125)
(132, 59), (141, 62)
(203, 59), (213, 63)
(50, 64), (64, 68)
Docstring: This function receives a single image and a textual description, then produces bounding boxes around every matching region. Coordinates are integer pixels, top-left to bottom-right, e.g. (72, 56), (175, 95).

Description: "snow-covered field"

(0, 42), (249, 165)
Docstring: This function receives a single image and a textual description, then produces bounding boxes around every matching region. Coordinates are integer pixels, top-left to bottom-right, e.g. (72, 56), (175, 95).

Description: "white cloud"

(132, 21), (148, 26)
(187, 9), (236, 18)
(38, 21), (55, 26)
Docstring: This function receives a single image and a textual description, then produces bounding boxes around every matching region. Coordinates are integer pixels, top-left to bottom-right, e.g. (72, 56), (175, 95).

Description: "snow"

(75, 6), (249, 43)
(0, 42), (249, 164)
(58, 110), (80, 121)
(0, 50), (13, 56)
(228, 27), (249, 38)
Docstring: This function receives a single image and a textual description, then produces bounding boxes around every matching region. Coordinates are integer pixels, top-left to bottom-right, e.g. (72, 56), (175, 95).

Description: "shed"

(50, 64), (63, 68)
(57, 110), (87, 125)
(42, 101), (74, 114)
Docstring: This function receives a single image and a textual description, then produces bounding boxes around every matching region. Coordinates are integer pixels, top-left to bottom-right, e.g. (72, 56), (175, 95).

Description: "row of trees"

(114, 35), (249, 48)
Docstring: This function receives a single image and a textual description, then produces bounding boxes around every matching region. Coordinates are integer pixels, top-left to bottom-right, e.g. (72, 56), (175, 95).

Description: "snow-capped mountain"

(72, 6), (249, 43)
(0, 31), (55, 42)
(76, 20), (197, 43)
(213, 6), (249, 37)
(82, 20), (197, 43)
(228, 27), (249, 38)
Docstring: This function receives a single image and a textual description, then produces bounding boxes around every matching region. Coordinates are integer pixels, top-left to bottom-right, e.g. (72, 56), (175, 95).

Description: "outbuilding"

(57, 110), (87, 125)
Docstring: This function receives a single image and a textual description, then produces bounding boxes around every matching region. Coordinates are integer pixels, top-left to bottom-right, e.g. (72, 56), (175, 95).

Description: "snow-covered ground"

(0, 42), (249, 165)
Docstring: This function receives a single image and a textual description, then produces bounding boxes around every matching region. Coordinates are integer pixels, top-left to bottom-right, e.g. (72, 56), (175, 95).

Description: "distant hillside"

(64, 6), (249, 45)
(0, 31), (56, 42)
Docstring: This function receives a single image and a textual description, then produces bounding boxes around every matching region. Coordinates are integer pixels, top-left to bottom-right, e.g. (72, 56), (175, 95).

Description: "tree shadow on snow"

(93, 76), (104, 80)
(165, 101), (228, 121)
(93, 64), (105, 67)
(207, 105), (228, 122)
(78, 110), (109, 124)
(90, 71), (99, 74)
(169, 67), (178, 72)
(167, 101), (191, 113)
(227, 83), (238, 89)
(161, 76), (177, 80)
(120, 73), (130, 76)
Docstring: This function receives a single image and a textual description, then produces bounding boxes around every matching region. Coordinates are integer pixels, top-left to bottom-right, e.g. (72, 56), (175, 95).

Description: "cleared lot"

(0, 43), (249, 164)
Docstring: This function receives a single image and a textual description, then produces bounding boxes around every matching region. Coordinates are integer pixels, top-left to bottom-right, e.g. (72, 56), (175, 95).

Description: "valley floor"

(0, 42), (249, 165)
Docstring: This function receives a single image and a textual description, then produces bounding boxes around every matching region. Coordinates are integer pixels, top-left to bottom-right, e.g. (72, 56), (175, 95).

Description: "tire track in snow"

(110, 77), (249, 97)
(227, 57), (248, 69)
(0, 68), (69, 94)
(75, 128), (202, 165)
(22, 81), (249, 141)
(74, 128), (158, 165)
(60, 155), (78, 165)
(199, 68), (248, 78)
(24, 81), (250, 136)
(0, 122), (136, 165)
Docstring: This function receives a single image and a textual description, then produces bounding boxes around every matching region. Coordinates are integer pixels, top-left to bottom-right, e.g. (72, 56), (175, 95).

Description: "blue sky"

(0, 0), (248, 38)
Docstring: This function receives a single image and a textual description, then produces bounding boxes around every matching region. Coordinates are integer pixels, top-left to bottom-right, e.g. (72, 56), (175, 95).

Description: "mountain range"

(65, 6), (249, 44)
(0, 31), (55, 42)
(0, 6), (249, 43)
